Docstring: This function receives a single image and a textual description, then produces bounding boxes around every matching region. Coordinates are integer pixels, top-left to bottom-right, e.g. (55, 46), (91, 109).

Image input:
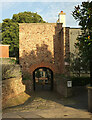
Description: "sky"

(0, 0), (87, 27)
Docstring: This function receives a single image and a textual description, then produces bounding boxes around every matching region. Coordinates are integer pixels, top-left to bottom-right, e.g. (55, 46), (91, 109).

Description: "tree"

(2, 19), (19, 60)
(70, 52), (89, 77)
(12, 11), (46, 23)
(2, 12), (46, 62)
(72, 1), (92, 86)
(0, 23), (2, 42)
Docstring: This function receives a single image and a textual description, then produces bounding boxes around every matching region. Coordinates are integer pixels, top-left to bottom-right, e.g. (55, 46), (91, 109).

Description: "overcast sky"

(0, 0), (88, 27)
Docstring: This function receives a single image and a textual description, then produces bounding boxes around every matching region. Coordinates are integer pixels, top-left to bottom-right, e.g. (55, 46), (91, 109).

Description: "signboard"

(67, 81), (72, 87)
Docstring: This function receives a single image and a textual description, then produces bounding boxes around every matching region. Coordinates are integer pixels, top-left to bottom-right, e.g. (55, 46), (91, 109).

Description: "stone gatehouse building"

(19, 12), (81, 97)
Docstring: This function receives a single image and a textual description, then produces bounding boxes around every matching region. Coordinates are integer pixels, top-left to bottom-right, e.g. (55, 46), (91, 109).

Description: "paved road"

(2, 87), (92, 119)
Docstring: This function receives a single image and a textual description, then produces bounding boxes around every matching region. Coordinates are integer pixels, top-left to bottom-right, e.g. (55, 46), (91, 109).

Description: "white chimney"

(57, 11), (66, 27)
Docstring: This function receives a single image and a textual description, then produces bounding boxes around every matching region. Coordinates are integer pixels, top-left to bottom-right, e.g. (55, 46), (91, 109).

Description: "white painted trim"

(0, 45), (10, 46)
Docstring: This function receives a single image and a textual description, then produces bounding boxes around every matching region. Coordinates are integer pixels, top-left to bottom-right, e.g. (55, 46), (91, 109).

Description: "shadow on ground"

(3, 86), (88, 113)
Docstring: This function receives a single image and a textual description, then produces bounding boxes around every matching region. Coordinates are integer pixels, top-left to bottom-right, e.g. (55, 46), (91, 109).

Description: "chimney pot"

(61, 11), (63, 13)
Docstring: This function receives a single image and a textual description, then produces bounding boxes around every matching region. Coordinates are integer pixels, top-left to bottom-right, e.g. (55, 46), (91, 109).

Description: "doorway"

(33, 67), (53, 91)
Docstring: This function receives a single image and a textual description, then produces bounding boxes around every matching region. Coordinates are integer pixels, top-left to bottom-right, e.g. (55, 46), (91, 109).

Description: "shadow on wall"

(21, 43), (54, 72)
(20, 43), (55, 95)
(20, 23), (67, 96)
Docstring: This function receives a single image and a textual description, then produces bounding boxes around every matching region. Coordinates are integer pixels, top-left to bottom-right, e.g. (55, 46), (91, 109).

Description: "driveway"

(2, 86), (92, 119)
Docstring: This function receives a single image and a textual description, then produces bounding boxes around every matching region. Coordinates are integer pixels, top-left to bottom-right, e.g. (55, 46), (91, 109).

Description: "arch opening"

(33, 67), (53, 91)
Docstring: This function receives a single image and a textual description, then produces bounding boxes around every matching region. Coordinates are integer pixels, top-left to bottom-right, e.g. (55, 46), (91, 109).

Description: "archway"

(33, 67), (53, 91)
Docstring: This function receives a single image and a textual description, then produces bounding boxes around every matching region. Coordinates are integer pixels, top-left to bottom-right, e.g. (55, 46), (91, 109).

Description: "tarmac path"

(2, 86), (92, 119)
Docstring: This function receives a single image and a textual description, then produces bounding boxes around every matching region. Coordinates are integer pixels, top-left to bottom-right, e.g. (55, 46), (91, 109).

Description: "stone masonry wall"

(2, 77), (25, 108)
(19, 23), (64, 75)
(19, 23), (71, 97)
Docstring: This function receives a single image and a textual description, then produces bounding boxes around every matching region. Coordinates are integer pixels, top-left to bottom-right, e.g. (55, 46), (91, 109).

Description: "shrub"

(2, 58), (16, 64)
(71, 77), (90, 86)
(2, 59), (22, 80)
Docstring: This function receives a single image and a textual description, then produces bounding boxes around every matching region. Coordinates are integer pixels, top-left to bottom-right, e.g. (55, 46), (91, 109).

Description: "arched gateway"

(33, 67), (53, 91)
(19, 23), (72, 97)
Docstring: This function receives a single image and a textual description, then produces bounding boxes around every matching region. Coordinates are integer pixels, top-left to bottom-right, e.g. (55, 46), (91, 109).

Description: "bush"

(2, 58), (16, 64)
(2, 59), (22, 80)
(71, 77), (90, 86)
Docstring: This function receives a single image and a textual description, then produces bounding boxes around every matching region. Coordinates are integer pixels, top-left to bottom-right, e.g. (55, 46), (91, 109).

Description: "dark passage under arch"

(33, 67), (53, 91)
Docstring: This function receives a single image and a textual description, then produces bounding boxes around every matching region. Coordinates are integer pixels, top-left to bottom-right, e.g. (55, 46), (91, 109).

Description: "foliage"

(71, 77), (90, 86)
(12, 11), (46, 23)
(10, 58), (17, 64)
(2, 64), (22, 80)
(0, 23), (2, 42)
(35, 68), (52, 79)
(2, 19), (19, 59)
(35, 70), (41, 78)
(70, 52), (89, 77)
(2, 58), (22, 80)
(72, 1), (92, 85)
(72, 1), (92, 60)
(0, 23), (2, 29)
(2, 58), (16, 64)
(2, 12), (46, 62)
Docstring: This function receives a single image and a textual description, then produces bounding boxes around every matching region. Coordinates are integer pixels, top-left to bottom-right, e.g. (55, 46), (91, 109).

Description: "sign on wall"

(67, 81), (72, 87)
